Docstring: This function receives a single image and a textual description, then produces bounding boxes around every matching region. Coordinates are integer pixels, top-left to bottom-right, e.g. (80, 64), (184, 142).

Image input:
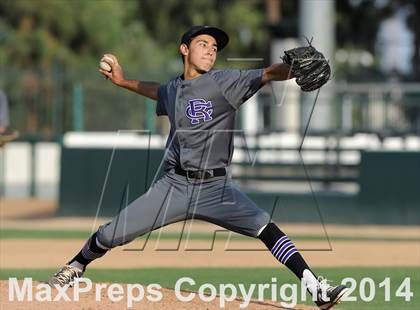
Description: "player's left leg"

(257, 222), (348, 309)
(192, 176), (348, 309)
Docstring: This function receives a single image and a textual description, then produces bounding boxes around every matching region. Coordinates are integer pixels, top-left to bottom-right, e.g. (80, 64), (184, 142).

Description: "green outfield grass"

(1, 267), (418, 309)
(1, 228), (418, 242)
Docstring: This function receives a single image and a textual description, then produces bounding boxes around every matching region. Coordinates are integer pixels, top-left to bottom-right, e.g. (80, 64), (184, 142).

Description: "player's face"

(186, 34), (218, 72)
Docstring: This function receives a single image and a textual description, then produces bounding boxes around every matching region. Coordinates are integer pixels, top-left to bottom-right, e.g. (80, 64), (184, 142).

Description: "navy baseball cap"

(181, 25), (229, 51)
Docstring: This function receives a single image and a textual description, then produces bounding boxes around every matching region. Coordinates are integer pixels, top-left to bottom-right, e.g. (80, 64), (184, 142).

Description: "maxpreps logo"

(185, 99), (213, 125)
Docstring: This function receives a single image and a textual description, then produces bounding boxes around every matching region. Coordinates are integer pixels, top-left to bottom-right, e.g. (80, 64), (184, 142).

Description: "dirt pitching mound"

(1, 280), (320, 310)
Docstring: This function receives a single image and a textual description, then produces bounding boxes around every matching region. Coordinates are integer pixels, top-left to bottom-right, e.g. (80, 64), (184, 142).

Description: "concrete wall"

(1, 132), (419, 206)
(0, 142), (60, 199)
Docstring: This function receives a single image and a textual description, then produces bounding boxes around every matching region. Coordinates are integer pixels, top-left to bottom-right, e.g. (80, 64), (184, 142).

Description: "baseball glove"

(282, 40), (331, 92)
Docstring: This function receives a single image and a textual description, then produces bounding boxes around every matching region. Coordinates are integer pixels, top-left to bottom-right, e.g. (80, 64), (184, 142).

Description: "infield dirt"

(1, 280), (322, 310)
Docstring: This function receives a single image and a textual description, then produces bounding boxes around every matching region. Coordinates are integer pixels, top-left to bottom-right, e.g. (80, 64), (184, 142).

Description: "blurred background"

(0, 0), (419, 225)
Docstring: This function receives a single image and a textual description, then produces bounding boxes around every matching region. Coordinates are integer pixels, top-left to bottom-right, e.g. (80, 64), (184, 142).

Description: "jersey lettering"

(185, 99), (213, 125)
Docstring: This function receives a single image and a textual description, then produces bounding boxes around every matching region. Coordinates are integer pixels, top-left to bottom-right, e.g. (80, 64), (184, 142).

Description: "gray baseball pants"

(96, 169), (271, 248)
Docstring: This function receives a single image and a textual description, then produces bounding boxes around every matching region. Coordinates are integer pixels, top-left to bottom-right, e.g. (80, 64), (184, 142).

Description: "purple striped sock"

(270, 235), (298, 264)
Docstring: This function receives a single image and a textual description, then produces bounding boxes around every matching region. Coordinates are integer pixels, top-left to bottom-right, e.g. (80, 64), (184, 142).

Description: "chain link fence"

(0, 65), (171, 140)
(1, 66), (419, 140)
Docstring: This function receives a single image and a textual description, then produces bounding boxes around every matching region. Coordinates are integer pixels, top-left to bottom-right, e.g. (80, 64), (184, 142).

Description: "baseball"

(99, 56), (114, 72)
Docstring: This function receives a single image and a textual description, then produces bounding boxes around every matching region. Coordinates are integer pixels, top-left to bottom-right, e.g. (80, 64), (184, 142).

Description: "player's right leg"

(47, 171), (188, 287)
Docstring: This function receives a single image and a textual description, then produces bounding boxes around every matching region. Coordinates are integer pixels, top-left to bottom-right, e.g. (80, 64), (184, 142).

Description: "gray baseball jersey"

(156, 68), (263, 170)
(96, 69), (271, 248)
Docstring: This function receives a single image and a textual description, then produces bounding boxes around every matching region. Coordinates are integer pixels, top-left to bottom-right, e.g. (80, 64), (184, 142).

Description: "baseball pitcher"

(48, 25), (347, 309)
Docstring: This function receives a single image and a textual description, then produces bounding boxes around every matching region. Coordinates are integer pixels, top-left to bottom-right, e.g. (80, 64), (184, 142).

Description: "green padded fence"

(58, 148), (165, 217)
(58, 148), (420, 225)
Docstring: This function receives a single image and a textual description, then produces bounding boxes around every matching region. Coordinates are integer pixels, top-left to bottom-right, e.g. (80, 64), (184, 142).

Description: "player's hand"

(99, 53), (125, 86)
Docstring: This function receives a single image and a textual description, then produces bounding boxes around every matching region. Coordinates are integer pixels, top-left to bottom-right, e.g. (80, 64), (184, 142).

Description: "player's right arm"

(115, 80), (160, 100)
(99, 53), (160, 100)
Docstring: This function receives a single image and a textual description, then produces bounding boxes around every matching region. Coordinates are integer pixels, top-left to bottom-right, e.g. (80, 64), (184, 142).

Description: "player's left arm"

(261, 63), (294, 85)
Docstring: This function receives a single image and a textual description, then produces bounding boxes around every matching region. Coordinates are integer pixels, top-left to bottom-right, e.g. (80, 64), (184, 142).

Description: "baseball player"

(0, 90), (19, 147)
(48, 25), (347, 309)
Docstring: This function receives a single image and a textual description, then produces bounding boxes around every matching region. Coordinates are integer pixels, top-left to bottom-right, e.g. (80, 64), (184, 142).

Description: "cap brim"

(192, 27), (229, 51)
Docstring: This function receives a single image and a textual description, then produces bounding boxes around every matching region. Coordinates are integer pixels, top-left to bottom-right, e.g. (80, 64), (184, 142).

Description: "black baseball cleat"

(47, 265), (84, 287)
(314, 277), (349, 309)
